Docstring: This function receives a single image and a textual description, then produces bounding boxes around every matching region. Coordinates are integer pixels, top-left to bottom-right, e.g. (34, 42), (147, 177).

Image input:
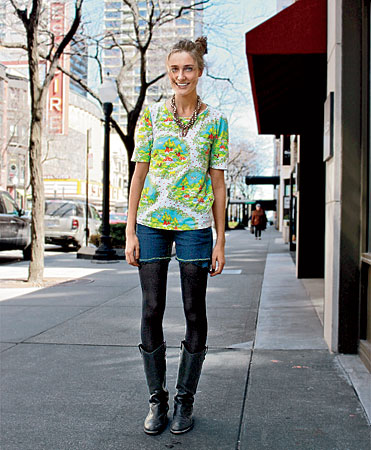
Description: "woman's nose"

(177, 70), (186, 80)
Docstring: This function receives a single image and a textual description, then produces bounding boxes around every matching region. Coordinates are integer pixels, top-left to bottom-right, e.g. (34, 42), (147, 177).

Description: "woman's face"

(167, 51), (202, 97)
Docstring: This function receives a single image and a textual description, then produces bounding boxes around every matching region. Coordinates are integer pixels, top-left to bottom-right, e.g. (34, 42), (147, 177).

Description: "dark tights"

(255, 225), (262, 238)
(139, 261), (208, 354)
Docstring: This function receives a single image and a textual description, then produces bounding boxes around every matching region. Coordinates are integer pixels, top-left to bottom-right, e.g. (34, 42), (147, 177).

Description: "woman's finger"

(209, 252), (217, 275)
(214, 259), (225, 275)
(133, 241), (140, 266)
(125, 245), (136, 266)
(210, 253), (225, 276)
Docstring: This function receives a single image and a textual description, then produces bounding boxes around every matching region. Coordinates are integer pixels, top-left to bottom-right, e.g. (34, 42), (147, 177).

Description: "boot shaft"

(139, 342), (167, 395)
(175, 341), (207, 396)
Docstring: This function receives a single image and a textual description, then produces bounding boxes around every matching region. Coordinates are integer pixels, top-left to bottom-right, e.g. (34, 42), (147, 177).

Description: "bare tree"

(43, 0), (209, 190)
(3, 1), (230, 203)
(7, 0), (84, 283)
(227, 139), (259, 200)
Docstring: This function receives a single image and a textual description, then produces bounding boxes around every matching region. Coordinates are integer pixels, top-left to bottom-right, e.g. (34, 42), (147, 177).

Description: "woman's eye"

(171, 68), (177, 73)
(186, 67), (193, 72)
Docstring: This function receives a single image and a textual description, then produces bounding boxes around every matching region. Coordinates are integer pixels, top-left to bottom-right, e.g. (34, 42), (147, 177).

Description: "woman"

(251, 203), (267, 240)
(125, 36), (228, 436)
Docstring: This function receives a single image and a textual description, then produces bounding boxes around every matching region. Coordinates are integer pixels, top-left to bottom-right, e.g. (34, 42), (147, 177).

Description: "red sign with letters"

(47, 2), (69, 135)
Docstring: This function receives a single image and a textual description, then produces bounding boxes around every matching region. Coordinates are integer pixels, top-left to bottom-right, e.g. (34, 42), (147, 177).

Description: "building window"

(106, 2), (121, 10)
(282, 135), (291, 165)
(106, 11), (120, 18)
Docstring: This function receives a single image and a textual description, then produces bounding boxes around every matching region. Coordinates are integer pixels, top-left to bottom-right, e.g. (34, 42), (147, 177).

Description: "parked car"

(44, 199), (101, 250)
(0, 189), (31, 259)
(109, 211), (127, 224)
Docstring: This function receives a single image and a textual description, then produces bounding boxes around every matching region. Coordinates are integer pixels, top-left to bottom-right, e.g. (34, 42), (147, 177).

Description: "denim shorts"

(136, 223), (213, 268)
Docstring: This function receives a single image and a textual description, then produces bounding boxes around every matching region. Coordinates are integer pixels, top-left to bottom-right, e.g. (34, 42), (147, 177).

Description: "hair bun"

(195, 36), (208, 55)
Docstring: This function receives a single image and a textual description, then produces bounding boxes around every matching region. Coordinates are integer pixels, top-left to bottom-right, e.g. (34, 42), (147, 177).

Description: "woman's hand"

(125, 232), (140, 267)
(125, 162), (149, 267)
(210, 242), (225, 276)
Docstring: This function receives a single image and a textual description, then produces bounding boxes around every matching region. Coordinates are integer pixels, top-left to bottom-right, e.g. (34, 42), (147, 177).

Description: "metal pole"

(93, 103), (117, 260)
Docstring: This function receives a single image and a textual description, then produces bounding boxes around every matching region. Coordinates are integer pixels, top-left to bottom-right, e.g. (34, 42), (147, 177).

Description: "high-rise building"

(70, 34), (89, 98)
(103, 0), (203, 127)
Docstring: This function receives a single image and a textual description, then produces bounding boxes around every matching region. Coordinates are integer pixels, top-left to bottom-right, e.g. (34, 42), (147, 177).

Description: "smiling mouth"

(176, 83), (190, 87)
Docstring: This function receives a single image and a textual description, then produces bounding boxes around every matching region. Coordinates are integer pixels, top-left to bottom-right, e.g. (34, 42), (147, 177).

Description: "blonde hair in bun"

(167, 36), (208, 71)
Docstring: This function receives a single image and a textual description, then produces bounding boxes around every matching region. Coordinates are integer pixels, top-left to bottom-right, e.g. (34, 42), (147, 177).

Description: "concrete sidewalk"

(0, 228), (370, 450)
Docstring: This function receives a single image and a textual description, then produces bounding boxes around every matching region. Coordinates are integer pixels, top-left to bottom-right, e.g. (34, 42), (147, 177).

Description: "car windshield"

(45, 202), (76, 217)
(110, 213), (126, 220)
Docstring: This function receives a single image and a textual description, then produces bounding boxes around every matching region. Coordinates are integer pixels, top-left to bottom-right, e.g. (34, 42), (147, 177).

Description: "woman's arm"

(209, 168), (226, 276)
(125, 162), (149, 266)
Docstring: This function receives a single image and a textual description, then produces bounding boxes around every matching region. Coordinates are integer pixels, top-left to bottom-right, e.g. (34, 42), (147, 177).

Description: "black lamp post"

(93, 79), (118, 261)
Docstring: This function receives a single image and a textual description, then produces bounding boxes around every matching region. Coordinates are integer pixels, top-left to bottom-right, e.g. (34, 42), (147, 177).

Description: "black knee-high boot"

(139, 342), (169, 435)
(170, 341), (207, 434)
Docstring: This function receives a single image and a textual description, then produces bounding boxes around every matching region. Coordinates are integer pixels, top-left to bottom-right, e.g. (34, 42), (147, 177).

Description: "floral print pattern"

(150, 136), (188, 178)
(169, 169), (214, 213)
(132, 101), (229, 230)
(138, 175), (159, 213)
(150, 207), (197, 230)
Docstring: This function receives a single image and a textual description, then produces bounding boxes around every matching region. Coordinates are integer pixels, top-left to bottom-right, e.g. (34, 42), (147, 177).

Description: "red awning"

(245, 0), (327, 134)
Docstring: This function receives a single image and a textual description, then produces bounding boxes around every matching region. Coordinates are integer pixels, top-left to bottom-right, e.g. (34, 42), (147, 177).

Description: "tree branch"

(206, 71), (234, 86)
(0, 41), (27, 51)
(42, 0), (84, 90)
(147, 72), (166, 87)
(9, 0), (29, 26)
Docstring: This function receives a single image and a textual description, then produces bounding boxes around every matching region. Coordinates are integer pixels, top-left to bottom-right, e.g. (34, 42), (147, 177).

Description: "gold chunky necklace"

(170, 94), (202, 137)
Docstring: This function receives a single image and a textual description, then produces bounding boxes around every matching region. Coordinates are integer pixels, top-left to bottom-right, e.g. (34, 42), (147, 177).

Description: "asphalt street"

(0, 228), (370, 450)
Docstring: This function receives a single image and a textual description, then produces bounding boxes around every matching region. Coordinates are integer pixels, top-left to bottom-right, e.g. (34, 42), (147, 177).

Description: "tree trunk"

(28, 107), (45, 283)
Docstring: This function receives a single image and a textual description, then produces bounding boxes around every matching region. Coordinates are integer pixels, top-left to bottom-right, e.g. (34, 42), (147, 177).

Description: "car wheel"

(23, 245), (31, 261)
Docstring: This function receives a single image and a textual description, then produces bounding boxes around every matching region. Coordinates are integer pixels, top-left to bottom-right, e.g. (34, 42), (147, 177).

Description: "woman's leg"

(139, 260), (169, 353)
(179, 262), (209, 353)
(136, 225), (173, 435)
(171, 261), (208, 434)
(170, 226), (211, 434)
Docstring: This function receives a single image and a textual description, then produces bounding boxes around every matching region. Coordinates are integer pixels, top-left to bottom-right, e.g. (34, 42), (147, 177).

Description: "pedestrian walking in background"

(251, 204), (267, 240)
(125, 36), (229, 436)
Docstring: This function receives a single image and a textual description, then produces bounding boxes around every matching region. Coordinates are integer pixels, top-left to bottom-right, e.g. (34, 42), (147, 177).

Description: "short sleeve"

(132, 107), (153, 163)
(210, 115), (229, 169)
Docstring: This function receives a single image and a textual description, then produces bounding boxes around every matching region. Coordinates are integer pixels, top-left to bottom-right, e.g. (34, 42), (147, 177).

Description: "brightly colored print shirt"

(132, 101), (229, 231)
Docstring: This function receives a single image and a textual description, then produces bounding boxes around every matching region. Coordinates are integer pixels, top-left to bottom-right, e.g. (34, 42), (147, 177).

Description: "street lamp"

(93, 78), (118, 261)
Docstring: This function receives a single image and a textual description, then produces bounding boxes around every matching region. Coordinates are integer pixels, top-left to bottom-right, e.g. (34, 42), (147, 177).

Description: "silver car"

(44, 200), (101, 250)
(0, 189), (31, 259)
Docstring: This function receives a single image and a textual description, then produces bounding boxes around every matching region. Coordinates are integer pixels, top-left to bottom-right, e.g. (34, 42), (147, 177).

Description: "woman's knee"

(184, 307), (207, 327)
(142, 300), (165, 322)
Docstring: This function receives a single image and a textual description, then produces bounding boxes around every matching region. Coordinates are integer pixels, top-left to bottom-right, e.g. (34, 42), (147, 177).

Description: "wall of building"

(324, 0), (367, 354)
(0, 66), (29, 207)
(323, 0), (343, 352)
(43, 92), (128, 211)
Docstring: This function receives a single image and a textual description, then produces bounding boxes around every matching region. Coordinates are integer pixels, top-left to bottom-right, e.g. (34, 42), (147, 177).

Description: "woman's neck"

(173, 93), (198, 117)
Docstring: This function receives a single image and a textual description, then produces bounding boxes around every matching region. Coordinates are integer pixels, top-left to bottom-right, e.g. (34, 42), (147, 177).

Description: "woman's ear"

(198, 68), (203, 78)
